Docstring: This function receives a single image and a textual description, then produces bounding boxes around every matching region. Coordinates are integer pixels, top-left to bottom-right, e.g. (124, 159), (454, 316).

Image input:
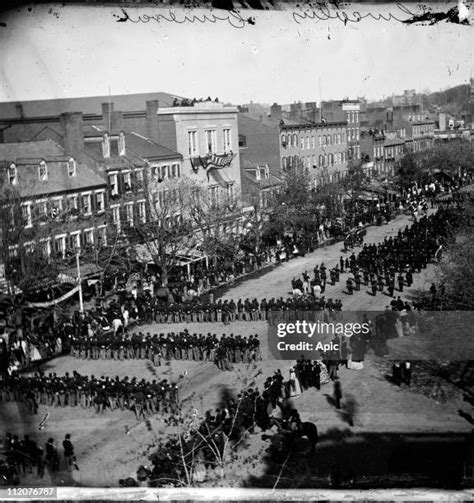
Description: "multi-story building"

(360, 129), (386, 176)
(0, 139), (108, 260)
(383, 136), (406, 176)
(238, 114), (283, 208)
(152, 100), (242, 198)
(321, 100), (361, 161)
(280, 121), (348, 186)
(410, 120), (435, 152)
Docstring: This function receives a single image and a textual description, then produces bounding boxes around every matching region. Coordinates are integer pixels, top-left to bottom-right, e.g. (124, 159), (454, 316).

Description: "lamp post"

(76, 251), (84, 314)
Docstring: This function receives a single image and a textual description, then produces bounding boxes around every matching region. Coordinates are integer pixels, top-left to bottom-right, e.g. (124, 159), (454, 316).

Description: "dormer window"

(8, 163), (17, 185)
(118, 132), (126, 156)
(38, 161), (48, 181)
(68, 157), (77, 177)
(102, 133), (110, 158)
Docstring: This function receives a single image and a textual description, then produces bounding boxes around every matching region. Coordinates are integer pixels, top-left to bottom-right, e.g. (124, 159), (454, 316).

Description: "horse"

(271, 417), (319, 455)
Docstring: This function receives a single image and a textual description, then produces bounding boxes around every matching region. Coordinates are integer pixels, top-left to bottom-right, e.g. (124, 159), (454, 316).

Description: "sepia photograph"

(0, 1), (473, 499)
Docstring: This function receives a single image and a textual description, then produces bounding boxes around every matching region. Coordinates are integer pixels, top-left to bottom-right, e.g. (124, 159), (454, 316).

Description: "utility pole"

(76, 252), (84, 314)
(319, 77), (323, 123)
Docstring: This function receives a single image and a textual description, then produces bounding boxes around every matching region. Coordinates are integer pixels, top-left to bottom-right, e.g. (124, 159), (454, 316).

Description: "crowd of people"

(0, 371), (180, 419)
(0, 433), (77, 485)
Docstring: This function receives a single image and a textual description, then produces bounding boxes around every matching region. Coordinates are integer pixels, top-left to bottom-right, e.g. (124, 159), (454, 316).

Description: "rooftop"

(0, 92), (182, 120)
(0, 140), (106, 197)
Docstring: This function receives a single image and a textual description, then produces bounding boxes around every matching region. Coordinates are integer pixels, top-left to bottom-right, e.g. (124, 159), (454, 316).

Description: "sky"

(0, 3), (471, 106)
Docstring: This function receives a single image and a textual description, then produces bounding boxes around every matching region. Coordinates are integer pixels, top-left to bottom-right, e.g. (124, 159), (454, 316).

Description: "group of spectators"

(0, 433), (76, 485)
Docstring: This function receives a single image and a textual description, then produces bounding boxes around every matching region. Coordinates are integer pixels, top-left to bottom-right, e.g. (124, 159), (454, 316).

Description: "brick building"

(0, 139), (107, 259)
(279, 121), (348, 186)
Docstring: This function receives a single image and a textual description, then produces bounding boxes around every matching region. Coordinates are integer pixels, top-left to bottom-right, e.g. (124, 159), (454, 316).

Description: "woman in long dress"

(288, 368), (302, 398)
(316, 360), (331, 384)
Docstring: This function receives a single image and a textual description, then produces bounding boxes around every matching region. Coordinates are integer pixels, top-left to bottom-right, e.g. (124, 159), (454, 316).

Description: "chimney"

(60, 112), (84, 162)
(111, 111), (123, 133)
(102, 102), (114, 132)
(146, 100), (159, 141)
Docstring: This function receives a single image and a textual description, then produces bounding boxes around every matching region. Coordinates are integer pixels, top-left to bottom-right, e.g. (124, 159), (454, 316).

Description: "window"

(138, 200), (146, 223)
(111, 205), (120, 228)
(312, 155), (316, 167)
(125, 203), (134, 226)
(123, 171), (131, 191)
(355, 112), (359, 123)
(311, 136), (315, 149)
(282, 156), (287, 169)
(37, 199), (47, 219)
(327, 135), (332, 146)
(135, 169), (144, 186)
(306, 156), (311, 169)
(238, 134), (246, 147)
(281, 134), (287, 147)
(38, 161), (48, 181)
(55, 235), (66, 258)
(40, 238), (51, 257)
(171, 164), (180, 178)
(24, 241), (35, 254)
(205, 130), (216, 154)
(21, 202), (32, 227)
(97, 227), (107, 247)
(161, 165), (170, 179)
(67, 195), (78, 212)
(109, 173), (118, 196)
(118, 132), (126, 156)
(188, 130), (198, 156)
(70, 231), (81, 250)
(300, 136), (305, 149)
(306, 137), (310, 149)
(8, 163), (17, 185)
(223, 129), (232, 152)
(68, 158), (76, 177)
(84, 229), (94, 245)
(293, 133), (297, 146)
(81, 193), (91, 214)
(338, 133), (341, 144)
(96, 191), (105, 212)
(333, 134), (337, 144)
(102, 133), (110, 158)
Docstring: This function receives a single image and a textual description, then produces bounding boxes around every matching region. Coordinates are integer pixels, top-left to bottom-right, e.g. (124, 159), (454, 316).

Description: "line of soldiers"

(342, 209), (457, 296)
(0, 372), (180, 419)
(67, 330), (261, 368)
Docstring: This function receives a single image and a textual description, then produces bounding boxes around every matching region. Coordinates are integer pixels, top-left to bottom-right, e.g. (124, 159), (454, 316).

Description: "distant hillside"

(422, 84), (470, 116)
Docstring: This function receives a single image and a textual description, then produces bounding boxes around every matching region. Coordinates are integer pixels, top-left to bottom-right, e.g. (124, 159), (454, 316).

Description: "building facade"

(279, 121), (348, 186)
(0, 139), (108, 261)
(153, 101), (241, 200)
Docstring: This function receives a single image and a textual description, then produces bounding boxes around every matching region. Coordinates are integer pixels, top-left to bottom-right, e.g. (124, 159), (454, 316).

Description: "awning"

(134, 243), (207, 266)
(459, 184), (474, 194)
